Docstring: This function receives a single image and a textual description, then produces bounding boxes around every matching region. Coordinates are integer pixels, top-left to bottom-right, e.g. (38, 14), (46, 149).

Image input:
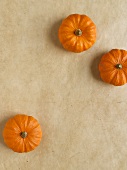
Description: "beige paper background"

(0, 0), (127, 170)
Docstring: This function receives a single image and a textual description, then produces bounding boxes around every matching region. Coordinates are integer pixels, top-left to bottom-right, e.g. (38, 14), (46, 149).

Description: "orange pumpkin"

(58, 14), (96, 53)
(99, 49), (127, 86)
(3, 114), (42, 153)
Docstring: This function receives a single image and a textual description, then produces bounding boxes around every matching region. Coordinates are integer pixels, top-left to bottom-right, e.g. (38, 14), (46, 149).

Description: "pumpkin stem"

(20, 131), (27, 138)
(116, 64), (122, 69)
(74, 29), (82, 36)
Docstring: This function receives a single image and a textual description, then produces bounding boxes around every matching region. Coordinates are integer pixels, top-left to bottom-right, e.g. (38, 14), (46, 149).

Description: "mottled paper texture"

(0, 0), (127, 170)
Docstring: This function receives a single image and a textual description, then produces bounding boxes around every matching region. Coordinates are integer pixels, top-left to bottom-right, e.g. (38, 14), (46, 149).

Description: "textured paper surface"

(0, 0), (127, 170)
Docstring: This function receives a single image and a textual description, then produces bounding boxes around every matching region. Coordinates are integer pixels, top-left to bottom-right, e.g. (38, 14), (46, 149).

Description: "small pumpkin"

(3, 114), (42, 153)
(58, 14), (96, 53)
(99, 49), (127, 86)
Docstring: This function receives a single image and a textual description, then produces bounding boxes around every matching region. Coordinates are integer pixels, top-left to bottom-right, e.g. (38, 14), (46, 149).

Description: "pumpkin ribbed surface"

(3, 114), (42, 153)
(99, 49), (127, 86)
(58, 14), (96, 53)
